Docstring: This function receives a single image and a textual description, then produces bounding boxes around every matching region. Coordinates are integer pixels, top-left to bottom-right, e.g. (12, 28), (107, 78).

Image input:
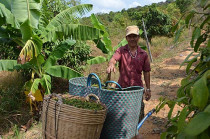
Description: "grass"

(1, 122), (42, 139)
(0, 71), (31, 136)
(148, 30), (191, 70)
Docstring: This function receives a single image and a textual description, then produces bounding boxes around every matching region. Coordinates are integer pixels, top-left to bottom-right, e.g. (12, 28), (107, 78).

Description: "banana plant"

(0, 1), (106, 112)
(0, 40), (82, 110)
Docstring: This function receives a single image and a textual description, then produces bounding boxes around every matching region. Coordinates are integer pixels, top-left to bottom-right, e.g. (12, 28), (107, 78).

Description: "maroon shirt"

(113, 45), (151, 88)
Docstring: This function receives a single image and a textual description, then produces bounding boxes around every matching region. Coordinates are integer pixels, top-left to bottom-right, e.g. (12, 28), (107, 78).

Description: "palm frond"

(11, 0), (41, 28)
(0, 3), (20, 28)
(46, 4), (93, 30)
(46, 65), (82, 80)
(43, 24), (102, 42)
(0, 60), (17, 71)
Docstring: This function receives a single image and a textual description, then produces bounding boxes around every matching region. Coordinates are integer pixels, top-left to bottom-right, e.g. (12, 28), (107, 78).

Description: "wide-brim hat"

(126, 25), (139, 36)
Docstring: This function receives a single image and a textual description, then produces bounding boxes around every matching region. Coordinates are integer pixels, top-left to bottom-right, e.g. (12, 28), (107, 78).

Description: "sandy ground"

(139, 47), (195, 139)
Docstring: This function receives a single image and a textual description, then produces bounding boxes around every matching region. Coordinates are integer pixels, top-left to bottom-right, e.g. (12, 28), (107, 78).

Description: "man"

(106, 25), (151, 122)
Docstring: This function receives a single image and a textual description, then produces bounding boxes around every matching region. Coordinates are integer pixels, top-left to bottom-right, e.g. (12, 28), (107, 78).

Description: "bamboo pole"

(142, 18), (153, 62)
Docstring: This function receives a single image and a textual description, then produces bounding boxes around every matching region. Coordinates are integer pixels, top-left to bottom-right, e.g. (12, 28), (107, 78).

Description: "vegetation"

(156, 0), (210, 138)
(137, 5), (173, 43)
(61, 97), (104, 110)
(1, 0), (209, 138)
(0, 0), (108, 113)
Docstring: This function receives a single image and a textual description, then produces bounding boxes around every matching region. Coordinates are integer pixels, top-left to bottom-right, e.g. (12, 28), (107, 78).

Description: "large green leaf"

(91, 14), (106, 31)
(194, 34), (207, 52)
(186, 57), (197, 74)
(185, 112), (210, 136)
(185, 11), (195, 27)
(91, 14), (112, 52)
(45, 65), (82, 79)
(0, 60), (17, 71)
(43, 24), (102, 42)
(0, 3), (19, 28)
(38, 12), (48, 33)
(0, 0), (11, 10)
(87, 56), (106, 65)
(190, 27), (201, 48)
(0, 27), (10, 40)
(191, 70), (210, 110)
(20, 19), (33, 42)
(29, 54), (45, 68)
(40, 74), (51, 94)
(113, 38), (128, 51)
(44, 40), (76, 69)
(200, 16), (210, 29)
(167, 101), (176, 119)
(46, 4), (93, 30)
(11, 0), (41, 28)
(204, 104), (210, 113)
(31, 78), (41, 94)
(93, 39), (109, 54)
(177, 107), (188, 132)
(177, 132), (196, 139)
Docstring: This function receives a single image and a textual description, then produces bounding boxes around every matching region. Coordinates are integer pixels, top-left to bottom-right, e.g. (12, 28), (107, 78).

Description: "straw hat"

(126, 25), (139, 36)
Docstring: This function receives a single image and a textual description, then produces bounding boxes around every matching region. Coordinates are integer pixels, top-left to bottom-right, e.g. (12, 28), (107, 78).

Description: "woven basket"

(69, 73), (144, 139)
(42, 94), (107, 139)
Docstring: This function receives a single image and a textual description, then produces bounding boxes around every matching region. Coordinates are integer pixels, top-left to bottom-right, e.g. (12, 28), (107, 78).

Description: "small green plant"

(13, 124), (20, 138)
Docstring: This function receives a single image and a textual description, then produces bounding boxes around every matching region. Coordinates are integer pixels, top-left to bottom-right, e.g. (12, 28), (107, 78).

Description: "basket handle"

(87, 73), (102, 89)
(85, 93), (100, 103)
(105, 81), (122, 90)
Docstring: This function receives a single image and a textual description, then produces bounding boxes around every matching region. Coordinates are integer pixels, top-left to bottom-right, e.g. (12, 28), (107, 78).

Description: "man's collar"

(124, 44), (144, 53)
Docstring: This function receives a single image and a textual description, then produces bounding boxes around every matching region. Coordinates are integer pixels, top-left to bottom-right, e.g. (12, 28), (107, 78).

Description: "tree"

(175, 0), (195, 13)
(156, 0), (210, 138)
(137, 5), (172, 43)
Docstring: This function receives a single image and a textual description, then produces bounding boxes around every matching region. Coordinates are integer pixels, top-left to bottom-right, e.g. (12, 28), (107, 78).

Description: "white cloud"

(147, 0), (166, 4)
(128, 1), (141, 8)
(92, 7), (111, 14)
(90, 0), (126, 9)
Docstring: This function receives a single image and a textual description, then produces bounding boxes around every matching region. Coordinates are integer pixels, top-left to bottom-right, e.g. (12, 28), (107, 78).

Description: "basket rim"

(44, 95), (107, 113)
(69, 77), (144, 93)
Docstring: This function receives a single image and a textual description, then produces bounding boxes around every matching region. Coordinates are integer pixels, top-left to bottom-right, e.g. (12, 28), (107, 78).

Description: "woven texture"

(69, 77), (144, 139)
(42, 95), (107, 139)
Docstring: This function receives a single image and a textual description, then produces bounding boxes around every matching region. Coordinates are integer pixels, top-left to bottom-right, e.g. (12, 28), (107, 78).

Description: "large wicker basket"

(42, 94), (107, 139)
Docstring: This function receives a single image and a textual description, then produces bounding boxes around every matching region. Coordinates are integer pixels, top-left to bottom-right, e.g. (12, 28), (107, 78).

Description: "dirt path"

(140, 47), (194, 138)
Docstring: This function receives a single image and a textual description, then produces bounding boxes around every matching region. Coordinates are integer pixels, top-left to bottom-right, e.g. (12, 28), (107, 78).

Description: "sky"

(81, 0), (166, 16)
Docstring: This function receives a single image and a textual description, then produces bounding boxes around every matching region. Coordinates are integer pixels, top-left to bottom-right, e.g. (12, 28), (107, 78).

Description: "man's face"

(126, 34), (139, 48)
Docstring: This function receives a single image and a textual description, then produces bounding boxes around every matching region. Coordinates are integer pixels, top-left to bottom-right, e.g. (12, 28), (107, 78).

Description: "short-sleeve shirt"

(113, 44), (151, 88)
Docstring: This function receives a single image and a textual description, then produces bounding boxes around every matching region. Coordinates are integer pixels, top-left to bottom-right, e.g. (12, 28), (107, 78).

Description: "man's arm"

(106, 57), (117, 73)
(143, 71), (151, 101)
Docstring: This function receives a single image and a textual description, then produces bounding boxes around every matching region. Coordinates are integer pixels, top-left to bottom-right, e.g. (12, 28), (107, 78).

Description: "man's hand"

(145, 89), (151, 101)
(106, 64), (116, 73)
(107, 57), (117, 74)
